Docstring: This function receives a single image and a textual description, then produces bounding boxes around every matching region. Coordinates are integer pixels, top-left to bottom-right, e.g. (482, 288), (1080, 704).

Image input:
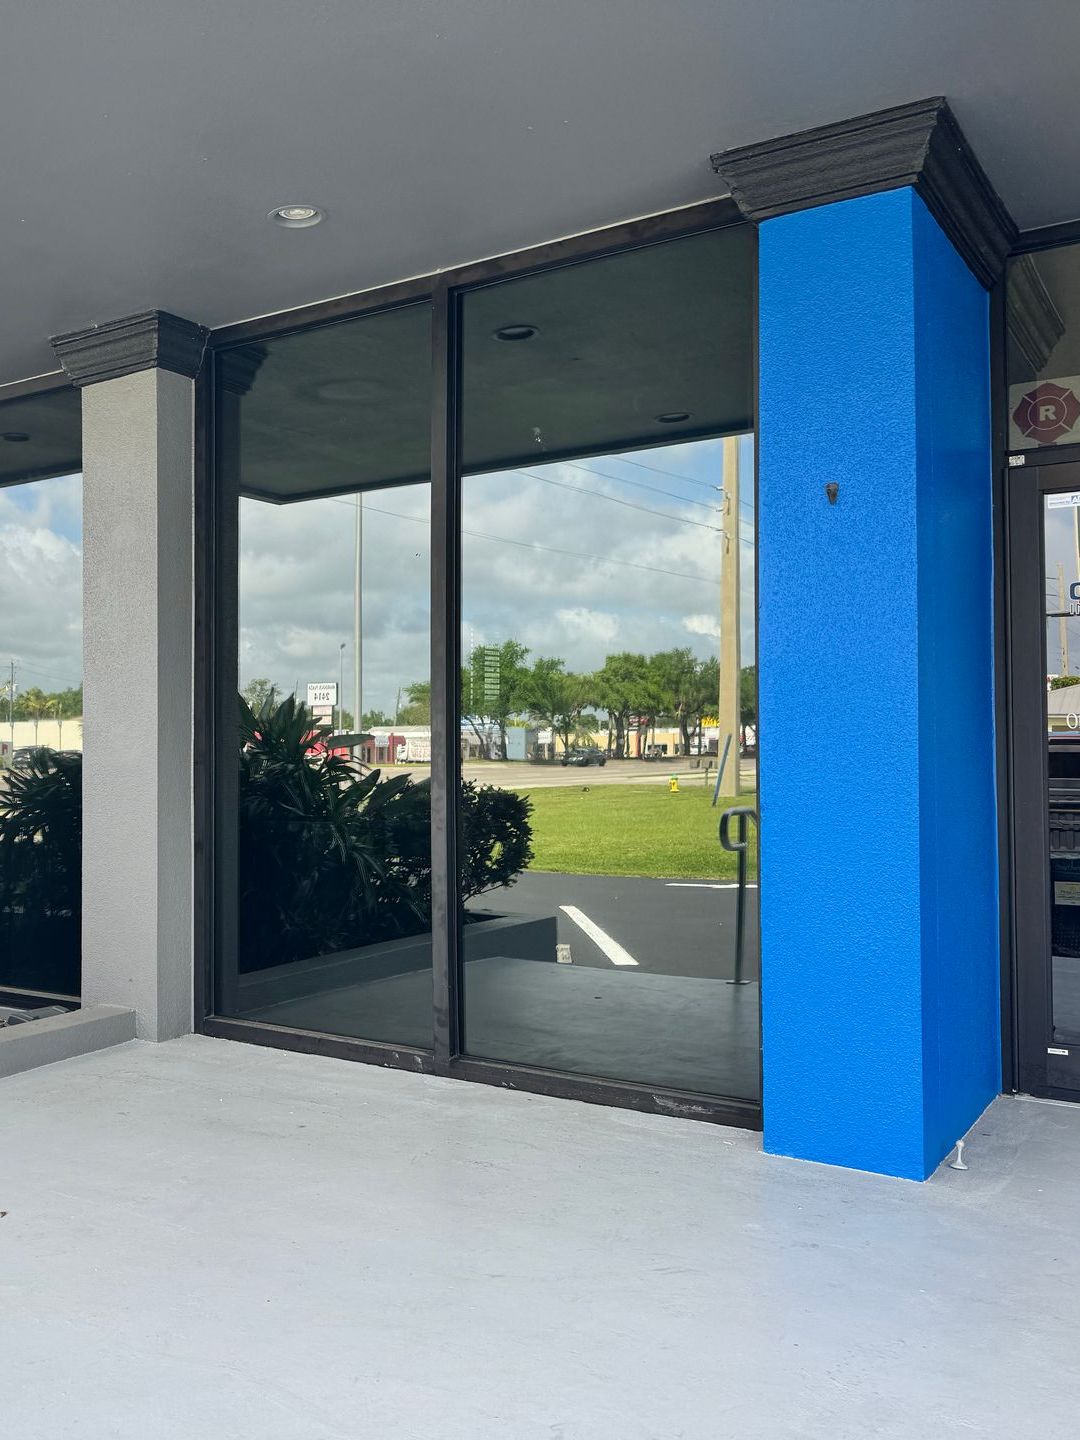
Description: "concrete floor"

(1, 1037), (1078, 1439)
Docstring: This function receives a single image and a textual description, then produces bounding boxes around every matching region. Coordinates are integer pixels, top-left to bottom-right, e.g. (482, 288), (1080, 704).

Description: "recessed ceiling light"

(268, 204), (325, 228)
(655, 412), (691, 424)
(1, 432), (30, 442)
(493, 324), (539, 342)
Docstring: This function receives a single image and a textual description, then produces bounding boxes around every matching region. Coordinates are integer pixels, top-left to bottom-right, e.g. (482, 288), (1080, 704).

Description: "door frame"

(1005, 455), (1080, 1097)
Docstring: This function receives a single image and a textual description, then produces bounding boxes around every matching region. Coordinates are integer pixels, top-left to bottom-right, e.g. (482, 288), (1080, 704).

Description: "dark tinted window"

(213, 306), (434, 1046)
(0, 386), (83, 998)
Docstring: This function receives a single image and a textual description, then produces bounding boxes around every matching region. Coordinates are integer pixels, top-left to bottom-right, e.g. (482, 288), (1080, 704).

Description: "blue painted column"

(757, 187), (1000, 1180)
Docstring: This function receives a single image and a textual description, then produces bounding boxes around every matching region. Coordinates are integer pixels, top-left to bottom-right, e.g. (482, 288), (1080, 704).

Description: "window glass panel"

(457, 227), (759, 1099)
(1044, 493), (1080, 1045)
(1008, 245), (1080, 449)
(0, 388), (83, 999)
(213, 306), (434, 1046)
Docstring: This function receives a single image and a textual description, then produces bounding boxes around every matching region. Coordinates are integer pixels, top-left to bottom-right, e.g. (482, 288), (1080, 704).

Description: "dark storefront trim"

(196, 197), (764, 1130)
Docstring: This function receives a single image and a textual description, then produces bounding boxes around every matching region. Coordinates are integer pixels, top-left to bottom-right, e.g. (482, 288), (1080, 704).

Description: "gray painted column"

(52, 313), (208, 1040)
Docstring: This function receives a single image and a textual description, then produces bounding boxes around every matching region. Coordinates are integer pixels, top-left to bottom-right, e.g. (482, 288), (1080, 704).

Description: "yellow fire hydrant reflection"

(669, 775), (679, 793)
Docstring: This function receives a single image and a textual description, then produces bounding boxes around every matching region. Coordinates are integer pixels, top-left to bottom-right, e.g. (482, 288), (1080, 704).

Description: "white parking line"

(559, 906), (639, 967)
(665, 882), (760, 890)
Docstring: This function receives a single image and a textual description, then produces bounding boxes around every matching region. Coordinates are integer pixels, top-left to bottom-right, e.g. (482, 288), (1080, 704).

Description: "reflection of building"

(1048, 684), (1080, 732)
(1, 718), (83, 755)
(366, 726), (432, 765)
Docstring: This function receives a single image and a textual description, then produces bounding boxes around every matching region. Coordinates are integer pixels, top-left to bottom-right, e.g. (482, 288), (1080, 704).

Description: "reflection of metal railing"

(719, 806), (757, 986)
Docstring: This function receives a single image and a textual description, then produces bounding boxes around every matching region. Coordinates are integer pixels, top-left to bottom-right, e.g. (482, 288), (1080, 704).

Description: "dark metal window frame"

(196, 196), (763, 1130)
(0, 368), (83, 1008)
(1003, 459), (1080, 1099)
(1000, 217), (1080, 1099)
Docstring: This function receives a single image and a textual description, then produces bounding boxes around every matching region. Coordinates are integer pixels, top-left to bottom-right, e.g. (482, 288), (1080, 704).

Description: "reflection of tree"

(521, 657), (597, 758)
(648, 649), (720, 756)
(236, 693), (532, 971)
(8, 683), (83, 724)
(397, 680), (431, 725)
(594, 652), (648, 758)
(461, 640), (530, 759)
(740, 665), (757, 725)
(241, 677), (276, 712)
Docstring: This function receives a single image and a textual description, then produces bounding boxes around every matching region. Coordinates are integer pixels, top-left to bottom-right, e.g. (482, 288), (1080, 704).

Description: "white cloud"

(235, 437), (756, 714)
(683, 613), (720, 639)
(0, 474), (83, 693)
(553, 608), (619, 646)
(0, 438), (757, 722)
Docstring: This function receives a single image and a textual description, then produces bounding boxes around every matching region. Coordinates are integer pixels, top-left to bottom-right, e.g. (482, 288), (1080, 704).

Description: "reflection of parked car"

(11, 747), (38, 769)
(561, 747), (607, 767)
(642, 744), (668, 761)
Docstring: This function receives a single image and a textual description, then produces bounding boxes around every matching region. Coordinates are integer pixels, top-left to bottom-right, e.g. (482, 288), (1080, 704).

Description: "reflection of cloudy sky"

(239, 436), (755, 714)
(0, 474), (82, 692)
(240, 483), (431, 712)
(463, 437), (754, 677)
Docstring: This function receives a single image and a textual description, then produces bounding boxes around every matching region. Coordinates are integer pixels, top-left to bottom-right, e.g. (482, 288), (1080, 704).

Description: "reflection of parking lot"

(478, 869), (760, 981)
(387, 757), (758, 791)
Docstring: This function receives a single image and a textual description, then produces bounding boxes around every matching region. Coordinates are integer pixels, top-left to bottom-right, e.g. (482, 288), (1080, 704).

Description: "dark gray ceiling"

(2, 0), (1079, 390)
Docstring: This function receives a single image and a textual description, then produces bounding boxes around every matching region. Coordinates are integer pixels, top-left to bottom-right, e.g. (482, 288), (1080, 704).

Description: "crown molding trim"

(711, 98), (1017, 288)
(50, 310), (209, 388)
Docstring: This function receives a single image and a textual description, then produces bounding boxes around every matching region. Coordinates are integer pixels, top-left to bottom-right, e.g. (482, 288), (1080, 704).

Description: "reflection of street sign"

(475, 645), (501, 707)
(307, 682), (337, 709)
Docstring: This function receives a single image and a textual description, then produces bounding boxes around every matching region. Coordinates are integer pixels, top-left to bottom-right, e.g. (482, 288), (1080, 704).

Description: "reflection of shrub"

(238, 694), (533, 973)
(461, 781), (533, 901)
(0, 748), (82, 995)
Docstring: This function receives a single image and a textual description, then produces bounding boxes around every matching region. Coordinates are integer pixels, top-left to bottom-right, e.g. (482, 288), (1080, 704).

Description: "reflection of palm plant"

(0, 748), (82, 994)
(238, 695), (533, 972)
(0, 704), (536, 989)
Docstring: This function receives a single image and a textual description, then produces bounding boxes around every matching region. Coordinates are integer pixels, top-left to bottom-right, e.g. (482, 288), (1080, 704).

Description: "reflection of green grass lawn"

(516, 782), (758, 880)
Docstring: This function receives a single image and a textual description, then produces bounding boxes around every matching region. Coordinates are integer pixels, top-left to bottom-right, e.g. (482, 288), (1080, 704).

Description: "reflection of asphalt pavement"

(387, 758), (758, 791)
(478, 869), (760, 981)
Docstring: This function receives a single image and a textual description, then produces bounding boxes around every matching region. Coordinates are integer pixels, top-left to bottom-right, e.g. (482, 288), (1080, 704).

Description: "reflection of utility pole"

(717, 437), (741, 795)
(353, 494), (363, 730)
(1060, 564), (1071, 676)
(338, 642), (346, 732)
(7, 659), (15, 760)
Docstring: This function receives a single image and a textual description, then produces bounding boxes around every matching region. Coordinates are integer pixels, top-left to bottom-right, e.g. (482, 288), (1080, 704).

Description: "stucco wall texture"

(757, 188), (999, 1179)
(81, 368), (194, 1041)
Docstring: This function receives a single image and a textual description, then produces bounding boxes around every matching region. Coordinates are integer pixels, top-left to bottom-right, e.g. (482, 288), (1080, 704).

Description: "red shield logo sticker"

(1012, 381), (1080, 444)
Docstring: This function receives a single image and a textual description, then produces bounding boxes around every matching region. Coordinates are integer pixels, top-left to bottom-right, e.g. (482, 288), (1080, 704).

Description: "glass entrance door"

(1009, 461), (1080, 1097)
